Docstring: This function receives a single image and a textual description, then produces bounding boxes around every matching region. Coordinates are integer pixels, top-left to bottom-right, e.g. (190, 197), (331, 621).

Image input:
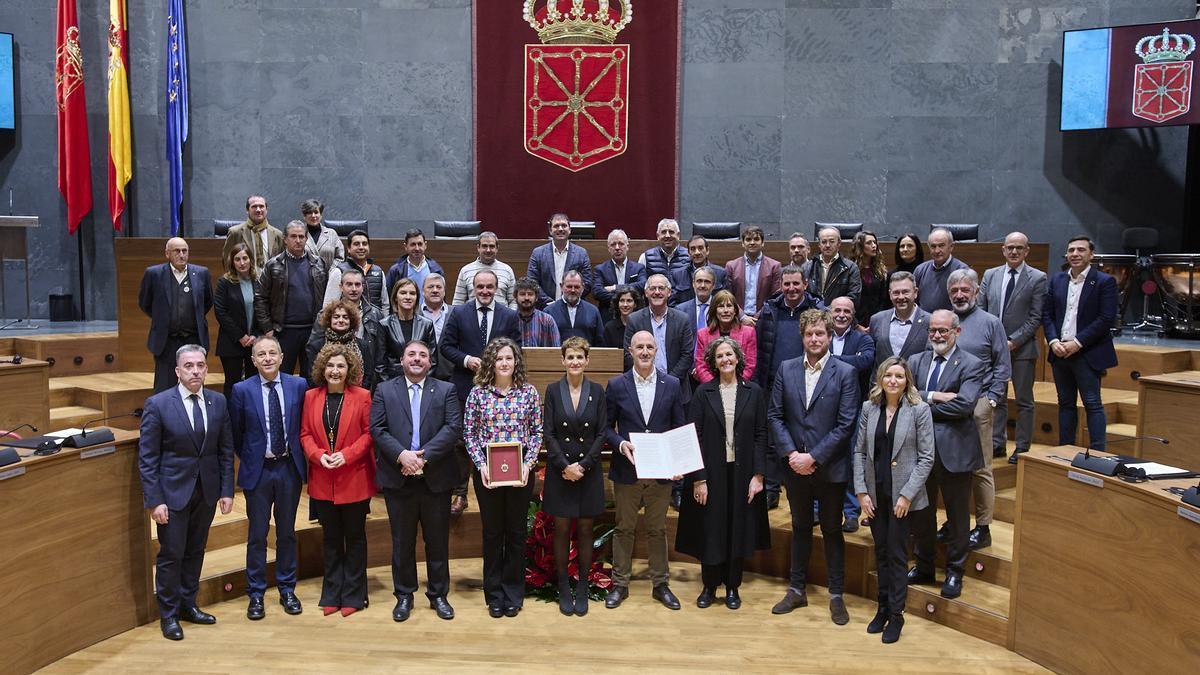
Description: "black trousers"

(383, 482), (451, 600)
(277, 325), (313, 379)
(155, 484), (217, 618)
(473, 473), (533, 607)
(153, 332), (199, 393)
(781, 467), (846, 595)
(912, 458), (972, 576)
(219, 352), (255, 400)
(869, 488), (910, 615)
(313, 498), (370, 609)
(701, 465), (745, 590)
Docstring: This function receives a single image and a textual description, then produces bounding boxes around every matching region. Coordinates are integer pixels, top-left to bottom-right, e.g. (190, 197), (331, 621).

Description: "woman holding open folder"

(675, 337), (770, 610)
(463, 337), (543, 619)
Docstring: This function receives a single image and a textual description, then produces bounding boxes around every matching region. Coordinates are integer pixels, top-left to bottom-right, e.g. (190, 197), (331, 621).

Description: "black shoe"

(765, 491), (780, 510)
(430, 596), (454, 620)
(179, 606), (216, 625)
(696, 587), (716, 609)
(935, 521), (950, 543)
(968, 525), (992, 550)
(392, 596), (413, 622)
(671, 492), (682, 511)
(604, 586), (629, 609)
(941, 572), (963, 599)
(882, 613), (905, 643)
(1008, 453), (1019, 465)
(906, 567), (935, 585)
(652, 584), (681, 610)
(574, 579), (589, 616)
(993, 446), (1007, 458)
(725, 587), (741, 610)
(160, 617), (184, 640)
(280, 591), (303, 615)
(829, 596), (850, 625)
(487, 602), (504, 618)
(558, 577), (575, 616)
(503, 604), (520, 617)
(771, 588), (807, 614)
(247, 596), (265, 621)
(842, 515), (859, 533)
(867, 606), (888, 634)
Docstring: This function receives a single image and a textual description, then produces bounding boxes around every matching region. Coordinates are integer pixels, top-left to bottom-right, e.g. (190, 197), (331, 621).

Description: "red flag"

(56, 0), (93, 234)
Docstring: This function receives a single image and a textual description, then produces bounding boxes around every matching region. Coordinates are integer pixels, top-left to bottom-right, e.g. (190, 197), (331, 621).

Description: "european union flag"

(166, 0), (188, 235)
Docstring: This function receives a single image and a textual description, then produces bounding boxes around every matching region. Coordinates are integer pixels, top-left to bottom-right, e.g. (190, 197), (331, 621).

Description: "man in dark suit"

(669, 234), (727, 305)
(674, 266), (718, 341)
(386, 228), (445, 307)
(868, 271), (930, 368)
(623, 274), (696, 396)
(1042, 235), (1119, 452)
(545, 270), (604, 346)
(803, 226), (862, 308)
(768, 309), (859, 625)
(138, 237), (214, 393)
(906, 310), (988, 599)
(526, 212), (594, 308)
(229, 336), (308, 621)
(371, 339), (463, 622)
(593, 228), (646, 323)
(724, 225), (782, 324)
(255, 221), (328, 378)
(603, 331), (687, 611)
(829, 296), (875, 532)
(138, 344), (234, 640)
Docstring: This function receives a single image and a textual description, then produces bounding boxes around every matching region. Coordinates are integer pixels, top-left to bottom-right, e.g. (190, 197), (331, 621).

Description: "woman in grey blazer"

(853, 355), (935, 644)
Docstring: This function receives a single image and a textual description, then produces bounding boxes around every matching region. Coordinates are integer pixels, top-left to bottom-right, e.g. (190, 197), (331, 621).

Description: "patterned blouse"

(464, 382), (544, 469)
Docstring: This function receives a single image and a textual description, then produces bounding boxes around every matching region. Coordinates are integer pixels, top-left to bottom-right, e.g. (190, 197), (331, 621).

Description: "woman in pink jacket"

(694, 289), (757, 383)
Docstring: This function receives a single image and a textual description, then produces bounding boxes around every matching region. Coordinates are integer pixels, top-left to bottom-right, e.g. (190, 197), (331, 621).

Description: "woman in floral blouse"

(463, 337), (543, 618)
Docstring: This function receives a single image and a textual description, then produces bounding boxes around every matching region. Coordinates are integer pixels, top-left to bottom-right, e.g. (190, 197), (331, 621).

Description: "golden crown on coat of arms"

(523, 0), (632, 45)
(1135, 27), (1196, 64)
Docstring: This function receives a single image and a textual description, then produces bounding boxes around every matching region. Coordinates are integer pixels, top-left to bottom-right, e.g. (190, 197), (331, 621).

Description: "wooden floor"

(42, 560), (1045, 674)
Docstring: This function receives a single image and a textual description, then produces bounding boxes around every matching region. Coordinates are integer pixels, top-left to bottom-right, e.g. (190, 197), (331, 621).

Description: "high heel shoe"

(558, 576), (575, 616)
(574, 578), (589, 616)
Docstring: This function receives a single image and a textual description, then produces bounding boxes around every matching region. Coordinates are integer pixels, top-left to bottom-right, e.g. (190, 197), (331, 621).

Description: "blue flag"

(166, 0), (188, 235)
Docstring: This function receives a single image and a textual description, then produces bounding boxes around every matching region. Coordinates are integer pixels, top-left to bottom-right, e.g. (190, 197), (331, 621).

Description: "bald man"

(139, 237), (214, 392)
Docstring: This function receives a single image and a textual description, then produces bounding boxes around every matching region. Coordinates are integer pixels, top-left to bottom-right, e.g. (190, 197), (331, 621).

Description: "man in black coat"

(255, 221), (328, 378)
(138, 237), (213, 393)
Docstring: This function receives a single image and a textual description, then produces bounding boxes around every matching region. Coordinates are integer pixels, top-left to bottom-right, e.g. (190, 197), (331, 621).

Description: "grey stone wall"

(0, 0), (1193, 319)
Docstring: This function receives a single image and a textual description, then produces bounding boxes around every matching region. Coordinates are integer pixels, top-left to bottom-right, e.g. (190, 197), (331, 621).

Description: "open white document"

(630, 423), (704, 480)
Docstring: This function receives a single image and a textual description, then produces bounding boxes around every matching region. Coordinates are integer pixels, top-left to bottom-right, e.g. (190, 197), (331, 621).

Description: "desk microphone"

(0, 423), (38, 443)
(1071, 435), (1169, 477)
(63, 409), (143, 449)
(0, 423), (36, 468)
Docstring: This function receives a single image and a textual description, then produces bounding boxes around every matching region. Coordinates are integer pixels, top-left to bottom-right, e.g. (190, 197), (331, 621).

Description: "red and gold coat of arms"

(1132, 27), (1196, 124)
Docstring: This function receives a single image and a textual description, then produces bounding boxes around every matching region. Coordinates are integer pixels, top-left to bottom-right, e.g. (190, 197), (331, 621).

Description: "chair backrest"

(326, 220), (367, 238)
(930, 223), (978, 243)
(1122, 227), (1159, 251)
(814, 222), (863, 242)
(434, 220), (482, 239)
(692, 222), (741, 240)
(570, 221), (596, 240)
(213, 219), (242, 238)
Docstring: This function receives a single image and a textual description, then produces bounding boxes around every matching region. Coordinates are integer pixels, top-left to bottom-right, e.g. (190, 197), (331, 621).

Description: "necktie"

(189, 394), (205, 448)
(479, 305), (490, 345)
(927, 356), (946, 392)
(1002, 268), (1017, 314)
(697, 302), (708, 332)
(410, 383), (422, 451)
(265, 380), (286, 458)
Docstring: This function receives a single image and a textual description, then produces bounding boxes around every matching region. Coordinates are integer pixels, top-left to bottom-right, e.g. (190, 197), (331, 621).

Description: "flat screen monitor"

(1061, 18), (1200, 131)
(0, 33), (12, 130)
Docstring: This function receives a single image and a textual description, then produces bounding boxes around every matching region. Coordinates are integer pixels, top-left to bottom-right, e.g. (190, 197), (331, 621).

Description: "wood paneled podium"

(0, 357), (49, 432)
(1135, 370), (1200, 468)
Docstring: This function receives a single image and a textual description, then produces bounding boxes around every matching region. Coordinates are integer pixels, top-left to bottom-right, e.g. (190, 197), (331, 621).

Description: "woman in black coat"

(306, 299), (379, 390)
(379, 278), (438, 381)
(542, 336), (607, 617)
(213, 242), (260, 398)
(676, 336), (770, 610)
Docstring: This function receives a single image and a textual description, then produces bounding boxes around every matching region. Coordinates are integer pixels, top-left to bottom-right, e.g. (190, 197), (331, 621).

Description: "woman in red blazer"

(301, 342), (376, 617)
(694, 290), (757, 383)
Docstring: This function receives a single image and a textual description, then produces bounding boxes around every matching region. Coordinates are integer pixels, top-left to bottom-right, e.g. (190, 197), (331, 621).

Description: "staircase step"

(874, 572), (1009, 647)
(151, 542), (275, 609)
(151, 493), (250, 555)
(1107, 422), (1137, 440)
(49, 405), (102, 429)
(994, 487), (1016, 524)
(48, 381), (76, 408)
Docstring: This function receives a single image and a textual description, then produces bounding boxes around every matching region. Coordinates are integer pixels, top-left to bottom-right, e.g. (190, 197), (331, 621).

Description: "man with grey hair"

(255, 220), (329, 377)
(637, 218), (689, 281)
(594, 228), (646, 322)
(669, 234), (727, 305)
(913, 228), (969, 312)
(945, 268), (1010, 551)
(803, 226), (862, 308)
(788, 232), (811, 267)
(452, 232), (517, 309)
(546, 270), (604, 345)
(139, 237), (214, 392)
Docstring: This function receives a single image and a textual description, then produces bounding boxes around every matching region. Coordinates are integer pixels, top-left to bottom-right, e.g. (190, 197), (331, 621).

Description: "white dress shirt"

(177, 384), (208, 432)
(633, 368), (657, 423)
(1061, 265), (1090, 343)
(804, 352), (830, 406)
(552, 245), (569, 299)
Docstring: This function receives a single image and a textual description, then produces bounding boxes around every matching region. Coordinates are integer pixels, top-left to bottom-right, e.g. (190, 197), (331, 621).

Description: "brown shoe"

(450, 495), (467, 516)
(830, 596), (850, 625)
(771, 588), (807, 615)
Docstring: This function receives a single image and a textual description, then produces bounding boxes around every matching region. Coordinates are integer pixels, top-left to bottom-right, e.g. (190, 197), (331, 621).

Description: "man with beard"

(788, 233), (811, 267)
(868, 271), (930, 369)
(514, 277), (561, 348)
(223, 194), (283, 273)
(546, 270), (604, 346)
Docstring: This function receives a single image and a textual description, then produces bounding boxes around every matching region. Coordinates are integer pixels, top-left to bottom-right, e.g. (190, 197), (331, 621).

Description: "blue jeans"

(1051, 357), (1107, 451)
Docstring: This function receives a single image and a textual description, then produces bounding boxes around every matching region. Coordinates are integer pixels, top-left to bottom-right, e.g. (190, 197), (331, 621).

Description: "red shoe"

(340, 606), (359, 617)
(322, 606), (339, 616)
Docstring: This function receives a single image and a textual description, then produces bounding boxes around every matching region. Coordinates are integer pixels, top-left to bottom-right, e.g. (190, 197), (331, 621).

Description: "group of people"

(137, 201), (1119, 646)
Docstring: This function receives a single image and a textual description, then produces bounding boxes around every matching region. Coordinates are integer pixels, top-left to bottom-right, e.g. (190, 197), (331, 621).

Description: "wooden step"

(151, 493), (251, 556)
(1107, 344), (1193, 391)
(49, 405), (102, 429)
(1107, 422), (1137, 441)
(874, 572), (1009, 647)
(14, 332), (119, 376)
(48, 381), (75, 408)
(932, 513), (1014, 589)
(1024, 382), (1137, 447)
(994, 487), (1016, 524)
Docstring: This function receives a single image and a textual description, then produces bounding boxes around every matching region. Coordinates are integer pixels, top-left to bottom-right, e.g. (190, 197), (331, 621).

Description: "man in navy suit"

(674, 266), (718, 343)
(768, 309), (859, 625)
(829, 296), (875, 532)
(669, 234), (727, 306)
(229, 336), (308, 621)
(138, 237), (214, 393)
(1043, 235), (1119, 451)
(593, 228), (645, 322)
(623, 274), (696, 395)
(526, 212), (594, 308)
(603, 331), (687, 611)
(371, 339), (463, 622)
(138, 344), (234, 641)
(545, 271), (604, 346)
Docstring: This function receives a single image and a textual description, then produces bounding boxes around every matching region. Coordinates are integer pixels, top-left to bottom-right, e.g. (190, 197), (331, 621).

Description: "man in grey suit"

(978, 232), (1047, 465)
(868, 271), (930, 368)
(906, 310), (987, 599)
(624, 274), (696, 396)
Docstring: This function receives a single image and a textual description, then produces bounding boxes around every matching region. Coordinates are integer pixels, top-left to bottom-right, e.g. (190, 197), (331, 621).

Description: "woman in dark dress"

(213, 243), (259, 398)
(852, 231), (889, 328)
(379, 278), (437, 381)
(676, 337), (771, 610)
(602, 285), (642, 353)
(542, 336), (607, 617)
(306, 299), (379, 390)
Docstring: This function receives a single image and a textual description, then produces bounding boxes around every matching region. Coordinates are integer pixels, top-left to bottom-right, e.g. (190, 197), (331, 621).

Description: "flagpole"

(76, 219), (86, 321)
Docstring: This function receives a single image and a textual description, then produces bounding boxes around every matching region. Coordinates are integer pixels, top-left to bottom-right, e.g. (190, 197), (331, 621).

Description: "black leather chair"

(931, 223), (979, 242)
(814, 222), (863, 242)
(434, 220), (482, 239)
(692, 222), (741, 240)
(213, 220), (242, 238)
(326, 220), (368, 238)
(570, 221), (596, 240)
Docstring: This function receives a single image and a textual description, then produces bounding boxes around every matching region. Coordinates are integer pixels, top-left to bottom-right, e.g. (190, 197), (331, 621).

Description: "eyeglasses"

(1003, 245), (1028, 252)
(928, 327), (955, 336)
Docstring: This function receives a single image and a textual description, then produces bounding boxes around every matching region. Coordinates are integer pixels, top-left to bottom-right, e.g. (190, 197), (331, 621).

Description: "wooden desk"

(1135, 370), (1200, 466)
(0, 429), (151, 675)
(1008, 447), (1200, 673)
(0, 358), (49, 433)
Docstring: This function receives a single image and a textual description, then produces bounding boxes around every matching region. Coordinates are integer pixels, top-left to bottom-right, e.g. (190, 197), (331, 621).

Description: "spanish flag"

(107, 0), (131, 231)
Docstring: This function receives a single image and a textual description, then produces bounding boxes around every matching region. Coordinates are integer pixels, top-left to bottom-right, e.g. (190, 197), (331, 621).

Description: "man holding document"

(604, 331), (688, 611)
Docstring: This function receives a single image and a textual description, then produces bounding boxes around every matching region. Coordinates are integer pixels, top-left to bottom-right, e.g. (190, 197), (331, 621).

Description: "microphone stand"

(63, 409), (143, 449)
(1069, 435), (1169, 477)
